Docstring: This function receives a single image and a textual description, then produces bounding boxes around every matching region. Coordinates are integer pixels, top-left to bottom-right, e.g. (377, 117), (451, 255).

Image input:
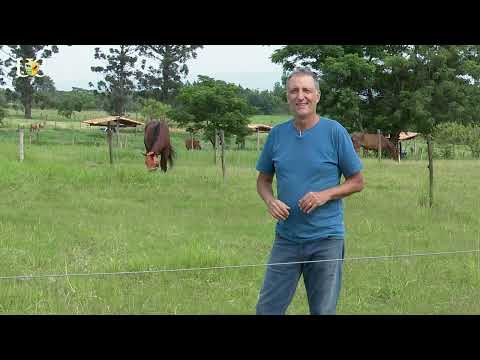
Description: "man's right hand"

(266, 199), (291, 221)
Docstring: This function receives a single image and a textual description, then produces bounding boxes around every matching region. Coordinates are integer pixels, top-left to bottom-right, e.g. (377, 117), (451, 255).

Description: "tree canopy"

(168, 76), (254, 147)
(271, 45), (480, 144)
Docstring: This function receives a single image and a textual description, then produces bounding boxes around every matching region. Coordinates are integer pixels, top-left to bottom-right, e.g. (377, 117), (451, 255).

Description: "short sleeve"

(256, 128), (275, 175)
(337, 125), (363, 178)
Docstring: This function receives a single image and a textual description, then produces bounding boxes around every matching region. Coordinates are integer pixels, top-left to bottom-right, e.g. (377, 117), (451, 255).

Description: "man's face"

(286, 75), (320, 117)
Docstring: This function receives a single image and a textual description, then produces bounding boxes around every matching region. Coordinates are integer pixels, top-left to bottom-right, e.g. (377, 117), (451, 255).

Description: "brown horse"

(30, 123), (44, 131)
(185, 138), (202, 150)
(143, 120), (175, 172)
(351, 132), (399, 160)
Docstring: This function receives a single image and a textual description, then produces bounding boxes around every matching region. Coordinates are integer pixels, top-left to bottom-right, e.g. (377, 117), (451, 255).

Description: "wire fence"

(1, 249), (479, 282)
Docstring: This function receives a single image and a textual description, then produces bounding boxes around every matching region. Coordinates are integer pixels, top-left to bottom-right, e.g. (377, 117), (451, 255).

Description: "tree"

(0, 45), (6, 87)
(90, 45), (139, 116)
(168, 76), (254, 148)
(1, 45), (60, 118)
(434, 122), (480, 158)
(237, 87), (283, 115)
(140, 98), (172, 122)
(33, 75), (56, 109)
(271, 45), (378, 133)
(136, 45), (203, 104)
(271, 45), (480, 145)
(56, 93), (77, 118)
(0, 90), (7, 126)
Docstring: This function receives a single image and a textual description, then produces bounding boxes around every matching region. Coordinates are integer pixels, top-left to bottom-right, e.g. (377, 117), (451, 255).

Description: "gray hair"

(287, 67), (320, 92)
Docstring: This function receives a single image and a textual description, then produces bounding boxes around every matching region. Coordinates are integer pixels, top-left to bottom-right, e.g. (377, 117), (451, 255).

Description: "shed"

(81, 116), (144, 165)
(248, 123), (272, 133)
(82, 116), (144, 129)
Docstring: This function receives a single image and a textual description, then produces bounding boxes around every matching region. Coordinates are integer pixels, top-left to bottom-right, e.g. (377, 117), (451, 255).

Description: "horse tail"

(168, 144), (175, 168)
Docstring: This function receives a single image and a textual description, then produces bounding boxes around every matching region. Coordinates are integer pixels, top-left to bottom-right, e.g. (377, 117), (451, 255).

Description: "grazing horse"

(30, 123), (44, 131)
(185, 138), (202, 150)
(351, 132), (399, 160)
(143, 120), (175, 172)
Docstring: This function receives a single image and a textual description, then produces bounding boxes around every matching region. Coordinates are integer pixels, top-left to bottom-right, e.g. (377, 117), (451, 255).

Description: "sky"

(1, 45), (286, 92)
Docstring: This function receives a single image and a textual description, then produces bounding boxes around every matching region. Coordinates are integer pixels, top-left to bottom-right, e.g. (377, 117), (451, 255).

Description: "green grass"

(1, 111), (480, 314)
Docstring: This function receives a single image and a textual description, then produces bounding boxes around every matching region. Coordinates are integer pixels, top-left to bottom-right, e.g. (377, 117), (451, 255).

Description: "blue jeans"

(256, 234), (345, 315)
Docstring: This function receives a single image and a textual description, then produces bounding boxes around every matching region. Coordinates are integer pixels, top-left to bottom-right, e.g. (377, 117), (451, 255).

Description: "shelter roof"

(248, 123), (272, 133)
(82, 116), (144, 128)
(386, 132), (420, 141)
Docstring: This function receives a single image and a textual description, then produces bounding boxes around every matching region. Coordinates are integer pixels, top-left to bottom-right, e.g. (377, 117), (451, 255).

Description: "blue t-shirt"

(256, 117), (363, 242)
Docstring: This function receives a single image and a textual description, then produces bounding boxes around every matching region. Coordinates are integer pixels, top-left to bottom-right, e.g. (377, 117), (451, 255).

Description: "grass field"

(1, 109), (479, 314)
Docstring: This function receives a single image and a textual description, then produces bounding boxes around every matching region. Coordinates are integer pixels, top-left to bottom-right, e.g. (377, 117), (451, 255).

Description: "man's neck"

(293, 114), (320, 131)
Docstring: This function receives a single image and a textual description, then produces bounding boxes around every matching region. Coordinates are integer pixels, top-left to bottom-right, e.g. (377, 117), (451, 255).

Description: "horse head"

(144, 151), (160, 171)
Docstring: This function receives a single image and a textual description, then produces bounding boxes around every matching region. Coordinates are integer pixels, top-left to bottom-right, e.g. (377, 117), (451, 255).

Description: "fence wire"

(1, 249), (479, 281)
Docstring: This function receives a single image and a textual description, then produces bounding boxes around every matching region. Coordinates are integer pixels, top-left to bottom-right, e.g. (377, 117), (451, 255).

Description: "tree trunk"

(24, 99), (32, 119)
(22, 79), (33, 119)
(390, 131), (401, 152)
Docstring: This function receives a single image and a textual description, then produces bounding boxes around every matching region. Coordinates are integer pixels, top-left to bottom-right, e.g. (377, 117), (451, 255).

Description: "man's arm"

(326, 171), (364, 200)
(257, 172), (291, 221)
(298, 172), (364, 214)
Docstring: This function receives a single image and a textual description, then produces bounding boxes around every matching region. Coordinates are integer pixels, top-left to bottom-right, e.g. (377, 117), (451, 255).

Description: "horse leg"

(159, 150), (168, 172)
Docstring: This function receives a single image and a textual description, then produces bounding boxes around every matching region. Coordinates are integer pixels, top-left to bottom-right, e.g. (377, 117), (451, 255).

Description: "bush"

(434, 122), (480, 158)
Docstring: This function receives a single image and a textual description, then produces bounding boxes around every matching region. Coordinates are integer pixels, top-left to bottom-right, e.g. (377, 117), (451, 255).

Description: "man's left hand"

(298, 191), (331, 214)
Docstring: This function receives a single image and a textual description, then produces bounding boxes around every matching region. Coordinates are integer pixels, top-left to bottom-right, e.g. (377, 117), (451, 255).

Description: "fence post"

(214, 129), (218, 165)
(116, 121), (120, 147)
(19, 126), (24, 162)
(256, 128), (260, 151)
(427, 134), (434, 208)
(220, 130), (226, 182)
(107, 122), (113, 165)
(377, 129), (382, 162)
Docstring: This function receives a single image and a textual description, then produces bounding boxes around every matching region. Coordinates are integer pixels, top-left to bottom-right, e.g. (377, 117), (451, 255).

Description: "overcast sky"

(1, 45), (285, 92)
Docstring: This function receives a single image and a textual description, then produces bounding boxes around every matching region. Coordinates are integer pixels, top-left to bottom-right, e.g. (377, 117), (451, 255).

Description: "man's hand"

(298, 191), (331, 214)
(267, 199), (291, 221)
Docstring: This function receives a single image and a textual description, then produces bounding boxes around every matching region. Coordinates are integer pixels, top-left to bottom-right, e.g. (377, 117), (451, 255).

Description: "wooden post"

(214, 129), (218, 165)
(377, 129), (382, 162)
(107, 122), (113, 165)
(19, 126), (24, 162)
(220, 130), (226, 182)
(398, 141), (402, 162)
(256, 128), (260, 151)
(427, 134), (434, 208)
(29, 129), (32, 145)
(116, 121), (120, 147)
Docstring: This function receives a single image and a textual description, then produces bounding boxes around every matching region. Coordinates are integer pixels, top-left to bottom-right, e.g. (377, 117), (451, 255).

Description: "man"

(255, 67), (364, 315)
